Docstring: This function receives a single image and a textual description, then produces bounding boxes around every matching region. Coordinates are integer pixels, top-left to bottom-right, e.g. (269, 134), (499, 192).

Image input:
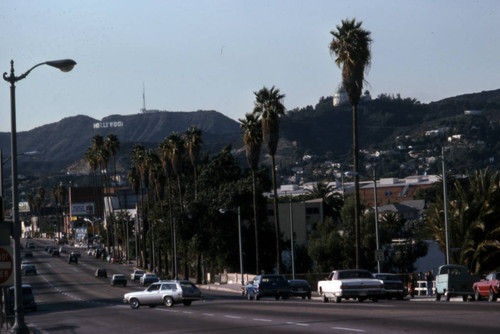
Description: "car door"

(142, 284), (162, 304)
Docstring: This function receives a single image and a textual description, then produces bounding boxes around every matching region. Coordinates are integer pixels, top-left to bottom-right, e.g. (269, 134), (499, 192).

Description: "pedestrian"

(425, 271), (434, 296)
(408, 273), (416, 298)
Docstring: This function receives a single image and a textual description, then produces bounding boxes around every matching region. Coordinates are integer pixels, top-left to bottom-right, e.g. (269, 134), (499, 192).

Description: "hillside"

(2, 89), (500, 184)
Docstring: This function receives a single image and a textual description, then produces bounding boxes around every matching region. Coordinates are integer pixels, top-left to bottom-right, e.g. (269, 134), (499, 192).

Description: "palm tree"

(105, 134), (121, 254)
(130, 143), (148, 268)
(185, 126), (203, 201)
(167, 132), (185, 279)
(158, 138), (175, 277)
(239, 112), (263, 274)
(254, 85), (285, 273)
(329, 18), (372, 268)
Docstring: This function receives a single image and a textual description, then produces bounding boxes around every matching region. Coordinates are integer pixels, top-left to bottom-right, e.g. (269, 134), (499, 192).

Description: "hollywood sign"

(93, 121), (124, 129)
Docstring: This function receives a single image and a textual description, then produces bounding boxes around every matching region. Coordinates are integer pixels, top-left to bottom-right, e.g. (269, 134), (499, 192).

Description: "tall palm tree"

(329, 18), (372, 268)
(105, 134), (121, 254)
(130, 143), (148, 267)
(127, 166), (141, 264)
(254, 85), (285, 273)
(167, 132), (185, 279)
(158, 138), (175, 277)
(185, 126), (203, 201)
(240, 112), (263, 274)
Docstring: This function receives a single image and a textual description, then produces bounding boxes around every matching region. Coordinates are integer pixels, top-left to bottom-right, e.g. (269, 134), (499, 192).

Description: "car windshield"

(338, 271), (373, 279)
(376, 274), (400, 281)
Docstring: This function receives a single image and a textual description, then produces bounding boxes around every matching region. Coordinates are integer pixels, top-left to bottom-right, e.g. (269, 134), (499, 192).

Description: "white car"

(318, 269), (384, 303)
(123, 280), (202, 308)
(21, 261), (32, 271)
(139, 273), (159, 286)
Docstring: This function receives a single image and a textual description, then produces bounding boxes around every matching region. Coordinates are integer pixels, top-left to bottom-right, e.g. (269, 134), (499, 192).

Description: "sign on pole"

(375, 249), (385, 262)
(0, 246), (14, 286)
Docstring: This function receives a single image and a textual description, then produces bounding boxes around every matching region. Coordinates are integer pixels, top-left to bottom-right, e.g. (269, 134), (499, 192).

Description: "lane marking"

(224, 315), (242, 319)
(286, 322), (309, 327)
(202, 313), (214, 316)
(253, 318), (272, 322)
(332, 327), (366, 332)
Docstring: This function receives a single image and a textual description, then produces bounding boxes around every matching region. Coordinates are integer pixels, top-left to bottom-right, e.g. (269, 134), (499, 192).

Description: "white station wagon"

(123, 280), (202, 308)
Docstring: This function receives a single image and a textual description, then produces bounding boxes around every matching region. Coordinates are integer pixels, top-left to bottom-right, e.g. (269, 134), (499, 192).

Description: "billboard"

(71, 203), (95, 216)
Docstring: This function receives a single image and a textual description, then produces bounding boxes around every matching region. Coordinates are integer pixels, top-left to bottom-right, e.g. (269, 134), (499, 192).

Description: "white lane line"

(224, 315), (242, 319)
(253, 318), (272, 322)
(286, 322), (309, 327)
(202, 313), (214, 316)
(332, 327), (366, 332)
(183, 311), (193, 314)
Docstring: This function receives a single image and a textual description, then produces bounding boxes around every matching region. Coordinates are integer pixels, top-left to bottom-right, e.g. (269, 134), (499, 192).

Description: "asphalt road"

(5, 238), (499, 334)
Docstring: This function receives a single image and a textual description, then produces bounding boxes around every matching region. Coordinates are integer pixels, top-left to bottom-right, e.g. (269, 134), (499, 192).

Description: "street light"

(3, 59), (76, 334)
(219, 207), (244, 287)
(372, 169), (381, 273)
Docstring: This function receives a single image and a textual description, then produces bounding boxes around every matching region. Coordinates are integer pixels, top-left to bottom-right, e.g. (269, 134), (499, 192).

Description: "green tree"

(254, 86), (286, 273)
(329, 18), (372, 268)
(239, 112), (263, 274)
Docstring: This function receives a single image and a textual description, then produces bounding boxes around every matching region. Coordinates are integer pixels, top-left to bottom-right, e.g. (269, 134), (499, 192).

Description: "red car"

(473, 272), (500, 302)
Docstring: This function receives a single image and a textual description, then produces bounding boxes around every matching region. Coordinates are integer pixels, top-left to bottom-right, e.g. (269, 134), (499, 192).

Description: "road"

(5, 238), (499, 333)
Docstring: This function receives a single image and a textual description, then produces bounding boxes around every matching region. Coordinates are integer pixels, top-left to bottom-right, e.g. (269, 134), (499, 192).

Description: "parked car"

(23, 264), (37, 275)
(288, 279), (312, 299)
(111, 274), (128, 287)
(51, 250), (60, 257)
(130, 269), (145, 281)
(373, 273), (407, 300)
(140, 273), (159, 286)
(473, 272), (500, 302)
(68, 253), (78, 264)
(59, 246), (68, 253)
(8, 284), (37, 313)
(123, 280), (202, 309)
(26, 241), (35, 249)
(246, 274), (291, 300)
(23, 250), (33, 258)
(95, 268), (107, 278)
(71, 251), (81, 258)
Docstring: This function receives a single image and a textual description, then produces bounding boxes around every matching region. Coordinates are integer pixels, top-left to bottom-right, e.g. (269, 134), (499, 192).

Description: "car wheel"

(129, 298), (140, 309)
(124, 283), (127, 287)
(282, 294), (289, 300)
(358, 297), (365, 303)
(307, 294), (311, 300)
(275, 295), (280, 300)
(164, 296), (174, 307)
(321, 294), (328, 303)
(445, 293), (451, 302)
(474, 288), (481, 301)
(435, 293), (441, 301)
(334, 296), (342, 303)
(302, 296), (305, 300)
(182, 300), (192, 306)
(462, 295), (468, 302)
(256, 295), (260, 301)
(489, 288), (497, 302)
(372, 297), (378, 302)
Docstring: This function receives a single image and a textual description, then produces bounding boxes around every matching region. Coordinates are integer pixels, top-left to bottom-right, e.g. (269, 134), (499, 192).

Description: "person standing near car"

(425, 271), (434, 296)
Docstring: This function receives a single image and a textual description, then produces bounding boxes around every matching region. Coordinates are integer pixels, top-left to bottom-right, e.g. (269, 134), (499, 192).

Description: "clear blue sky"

(1, 0), (499, 132)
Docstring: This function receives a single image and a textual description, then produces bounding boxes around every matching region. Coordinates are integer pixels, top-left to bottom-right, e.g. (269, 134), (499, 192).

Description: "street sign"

(0, 246), (14, 286)
(375, 249), (385, 262)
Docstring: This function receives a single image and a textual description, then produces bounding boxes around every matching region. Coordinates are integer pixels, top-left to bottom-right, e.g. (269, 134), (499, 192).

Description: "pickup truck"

(317, 269), (384, 303)
(434, 264), (479, 302)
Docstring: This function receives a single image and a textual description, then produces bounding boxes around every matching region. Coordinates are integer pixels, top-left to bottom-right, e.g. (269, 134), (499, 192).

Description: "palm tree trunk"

(352, 104), (361, 269)
(251, 168), (260, 274)
(271, 155), (281, 274)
